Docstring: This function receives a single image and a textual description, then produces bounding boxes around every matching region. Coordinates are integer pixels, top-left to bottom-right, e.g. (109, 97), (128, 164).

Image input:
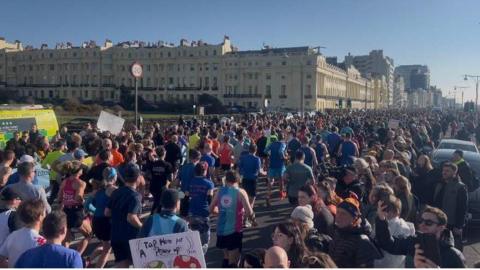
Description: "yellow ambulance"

(0, 105), (59, 149)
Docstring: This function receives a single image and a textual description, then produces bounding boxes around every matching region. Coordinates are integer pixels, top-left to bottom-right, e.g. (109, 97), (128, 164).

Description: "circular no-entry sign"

(130, 62), (143, 78)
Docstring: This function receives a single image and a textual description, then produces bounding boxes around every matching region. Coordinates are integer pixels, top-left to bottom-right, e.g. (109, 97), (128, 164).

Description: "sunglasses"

(418, 218), (439, 226)
(271, 232), (287, 240)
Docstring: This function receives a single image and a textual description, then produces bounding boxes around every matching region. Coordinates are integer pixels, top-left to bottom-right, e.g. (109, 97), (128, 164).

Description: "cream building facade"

(1, 36), (385, 111)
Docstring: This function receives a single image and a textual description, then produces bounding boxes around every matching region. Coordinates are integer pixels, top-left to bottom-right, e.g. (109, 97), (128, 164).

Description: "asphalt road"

(205, 177), (292, 267)
(76, 175), (480, 267)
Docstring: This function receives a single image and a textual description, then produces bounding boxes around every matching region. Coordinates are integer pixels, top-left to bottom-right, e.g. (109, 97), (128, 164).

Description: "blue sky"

(2, 0), (480, 101)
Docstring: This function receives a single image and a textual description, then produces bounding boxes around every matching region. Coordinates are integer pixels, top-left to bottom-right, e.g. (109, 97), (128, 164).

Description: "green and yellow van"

(0, 105), (59, 149)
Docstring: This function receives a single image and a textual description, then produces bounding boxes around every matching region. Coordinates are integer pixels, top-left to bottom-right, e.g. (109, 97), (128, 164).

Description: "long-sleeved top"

(6, 180), (51, 213)
(432, 177), (468, 229)
(374, 217), (465, 268)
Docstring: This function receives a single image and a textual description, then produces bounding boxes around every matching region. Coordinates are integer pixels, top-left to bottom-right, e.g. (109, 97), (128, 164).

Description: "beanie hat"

(337, 193), (361, 217)
(291, 205), (314, 229)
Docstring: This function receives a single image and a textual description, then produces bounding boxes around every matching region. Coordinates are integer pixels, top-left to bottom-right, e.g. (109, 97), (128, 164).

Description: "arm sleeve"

(0, 239), (8, 257)
(356, 238), (380, 268)
(174, 219), (189, 233)
(256, 157), (261, 172)
(128, 194), (142, 214)
(455, 186), (468, 228)
(374, 217), (416, 256)
(72, 252), (84, 268)
(138, 217), (153, 238)
(39, 188), (52, 213)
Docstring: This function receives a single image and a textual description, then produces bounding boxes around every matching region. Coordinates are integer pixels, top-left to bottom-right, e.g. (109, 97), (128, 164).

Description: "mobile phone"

(416, 233), (441, 266)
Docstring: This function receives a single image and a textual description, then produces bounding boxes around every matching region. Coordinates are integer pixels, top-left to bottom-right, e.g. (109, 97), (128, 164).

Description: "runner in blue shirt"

(15, 211), (83, 268)
(264, 132), (287, 207)
(337, 133), (359, 166)
(238, 144), (262, 209)
(188, 162), (214, 254)
(178, 149), (201, 217)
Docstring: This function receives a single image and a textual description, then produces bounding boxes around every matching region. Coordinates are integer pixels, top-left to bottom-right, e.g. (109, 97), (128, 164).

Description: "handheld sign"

(129, 230), (206, 268)
(388, 119), (400, 129)
(97, 111), (125, 135)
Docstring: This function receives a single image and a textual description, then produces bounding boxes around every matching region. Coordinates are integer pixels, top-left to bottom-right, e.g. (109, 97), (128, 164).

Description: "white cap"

(19, 155), (34, 164)
(291, 205), (314, 229)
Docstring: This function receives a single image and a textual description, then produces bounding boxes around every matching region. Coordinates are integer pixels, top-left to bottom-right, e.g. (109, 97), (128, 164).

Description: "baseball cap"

(160, 189), (185, 210)
(0, 187), (21, 201)
(54, 140), (66, 148)
(124, 163), (141, 181)
(74, 149), (88, 159)
(19, 155), (34, 164)
(291, 205), (314, 229)
(338, 194), (361, 217)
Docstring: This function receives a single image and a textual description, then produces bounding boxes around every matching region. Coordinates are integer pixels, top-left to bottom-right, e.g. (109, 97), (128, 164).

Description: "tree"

(197, 94), (225, 114)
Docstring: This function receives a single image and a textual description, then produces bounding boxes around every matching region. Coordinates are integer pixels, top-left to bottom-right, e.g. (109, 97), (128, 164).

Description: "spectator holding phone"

(375, 204), (465, 268)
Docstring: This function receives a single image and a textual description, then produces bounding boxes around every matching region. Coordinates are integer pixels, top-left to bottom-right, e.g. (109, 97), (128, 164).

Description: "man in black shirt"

(0, 187), (22, 243)
(164, 135), (182, 173)
(84, 150), (111, 183)
(105, 163), (143, 268)
(145, 146), (173, 214)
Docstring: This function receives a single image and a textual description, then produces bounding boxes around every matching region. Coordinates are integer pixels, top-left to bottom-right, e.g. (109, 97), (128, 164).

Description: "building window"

(282, 61), (286, 66)
(266, 62), (271, 67)
(306, 73), (312, 79)
(281, 85), (286, 95)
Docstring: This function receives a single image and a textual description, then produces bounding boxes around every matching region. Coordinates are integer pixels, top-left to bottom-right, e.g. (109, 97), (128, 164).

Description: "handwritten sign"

(97, 111), (125, 135)
(129, 230), (206, 268)
(388, 119), (400, 129)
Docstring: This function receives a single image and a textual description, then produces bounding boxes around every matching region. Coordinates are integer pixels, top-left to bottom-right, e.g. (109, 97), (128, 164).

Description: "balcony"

(223, 94), (262, 98)
(265, 94), (272, 99)
(304, 95), (313, 99)
(102, 83), (116, 88)
(211, 86), (218, 91)
(17, 83), (62, 88)
(172, 86), (198, 91)
(279, 95), (287, 99)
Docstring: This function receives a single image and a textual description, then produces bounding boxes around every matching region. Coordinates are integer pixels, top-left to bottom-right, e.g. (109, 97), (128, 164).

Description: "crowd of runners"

(0, 108), (479, 268)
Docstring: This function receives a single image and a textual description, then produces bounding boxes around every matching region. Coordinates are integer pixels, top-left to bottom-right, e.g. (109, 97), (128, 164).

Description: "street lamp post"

(464, 74), (480, 122)
(453, 86), (468, 108)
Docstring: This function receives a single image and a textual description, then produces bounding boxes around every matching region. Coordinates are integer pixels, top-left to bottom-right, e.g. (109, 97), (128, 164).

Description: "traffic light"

(338, 99), (343, 109)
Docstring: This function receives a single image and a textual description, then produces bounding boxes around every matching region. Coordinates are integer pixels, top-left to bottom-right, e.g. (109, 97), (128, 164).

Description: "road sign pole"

(130, 62), (143, 128)
(135, 77), (138, 128)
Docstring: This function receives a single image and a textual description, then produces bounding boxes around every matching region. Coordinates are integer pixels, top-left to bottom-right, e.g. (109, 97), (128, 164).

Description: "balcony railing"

(16, 83), (62, 88)
(304, 95), (313, 99)
(224, 94), (262, 98)
(279, 95), (287, 99)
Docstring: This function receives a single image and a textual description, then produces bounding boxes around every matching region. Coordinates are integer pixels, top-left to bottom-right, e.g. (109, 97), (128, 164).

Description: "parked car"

(63, 117), (94, 133)
(430, 139), (480, 225)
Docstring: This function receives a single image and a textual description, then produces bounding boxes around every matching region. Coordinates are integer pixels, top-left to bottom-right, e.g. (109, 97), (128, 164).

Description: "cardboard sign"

(388, 119), (400, 129)
(97, 111), (125, 135)
(129, 230), (206, 268)
(198, 107), (205, 116)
